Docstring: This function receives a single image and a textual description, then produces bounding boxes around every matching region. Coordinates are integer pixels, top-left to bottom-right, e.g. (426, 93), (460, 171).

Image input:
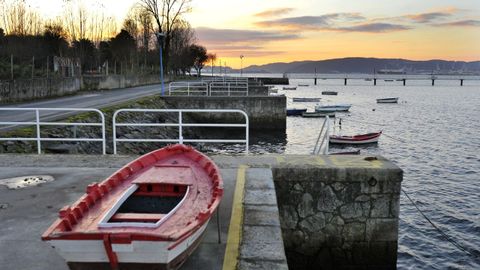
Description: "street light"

(156, 32), (166, 96)
(240, 55), (244, 77)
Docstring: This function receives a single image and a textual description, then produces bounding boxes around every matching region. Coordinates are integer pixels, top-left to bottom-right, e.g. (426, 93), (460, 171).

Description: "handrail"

(209, 82), (248, 96)
(168, 81), (209, 96)
(312, 116), (330, 155)
(112, 109), (249, 155)
(0, 108), (106, 154)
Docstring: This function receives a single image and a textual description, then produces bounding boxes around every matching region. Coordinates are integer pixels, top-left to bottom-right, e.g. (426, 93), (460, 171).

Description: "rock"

(299, 212), (326, 233)
(281, 205), (298, 229)
(317, 185), (342, 212)
(298, 193), (314, 218)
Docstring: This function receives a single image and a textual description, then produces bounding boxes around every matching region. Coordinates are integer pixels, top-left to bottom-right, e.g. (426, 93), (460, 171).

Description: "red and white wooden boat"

(42, 144), (223, 270)
(329, 131), (382, 144)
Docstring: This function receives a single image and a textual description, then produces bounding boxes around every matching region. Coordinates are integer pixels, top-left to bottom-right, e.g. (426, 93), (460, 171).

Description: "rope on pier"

(401, 188), (480, 259)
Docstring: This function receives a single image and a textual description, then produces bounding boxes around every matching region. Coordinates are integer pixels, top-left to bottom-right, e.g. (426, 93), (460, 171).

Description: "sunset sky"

(27, 0), (480, 68)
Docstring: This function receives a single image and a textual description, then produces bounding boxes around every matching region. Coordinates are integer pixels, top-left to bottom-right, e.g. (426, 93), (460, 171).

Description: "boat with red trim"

(329, 131), (382, 144)
(42, 144), (223, 270)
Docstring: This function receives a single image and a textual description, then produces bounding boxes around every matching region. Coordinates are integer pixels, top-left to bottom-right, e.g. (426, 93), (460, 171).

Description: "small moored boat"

(302, 112), (335, 118)
(283, 87), (297, 90)
(329, 131), (382, 144)
(315, 104), (351, 113)
(298, 84), (310, 87)
(42, 144), (223, 270)
(292, 97), (321, 102)
(287, 108), (307, 116)
(376, 97), (399, 103)
(321, 91), (338, 95)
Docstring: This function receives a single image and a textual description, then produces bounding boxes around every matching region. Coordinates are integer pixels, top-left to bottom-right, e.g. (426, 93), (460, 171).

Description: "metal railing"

(0, 108), (106, 154)
(209, 82), (249, 96)
(168, 81), (209, 96)
(312, 116), (330, 155)
(203, 76), (248, 84)
(112, 109), (249, 155)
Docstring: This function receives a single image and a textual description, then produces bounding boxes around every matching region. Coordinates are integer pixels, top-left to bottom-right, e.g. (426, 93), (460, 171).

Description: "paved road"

(0, 83), (163, 131)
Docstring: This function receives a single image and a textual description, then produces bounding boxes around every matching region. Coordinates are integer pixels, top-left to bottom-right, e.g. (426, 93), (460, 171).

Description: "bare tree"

(0, 0), (43, 35)
(138, 0), (191, 73)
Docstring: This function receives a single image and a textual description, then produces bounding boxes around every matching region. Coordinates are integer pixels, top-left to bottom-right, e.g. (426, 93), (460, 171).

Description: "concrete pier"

(0, 154), (402, 270)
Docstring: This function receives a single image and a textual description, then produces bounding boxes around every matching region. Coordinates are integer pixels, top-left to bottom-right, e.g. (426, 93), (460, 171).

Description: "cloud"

(256, 13), (365, 30)
(336, 23), (411, 33)
(195, 27), (300, 43)
(405, 11), (452, 23)
(254, 8), (294, 18)
(218, 50), (286, 57)
(433, 20), (480, 27)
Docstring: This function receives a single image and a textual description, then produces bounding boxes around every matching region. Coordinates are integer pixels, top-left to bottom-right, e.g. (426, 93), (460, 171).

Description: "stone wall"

(161, 96), (286, 130)
(0, 77), (81, 103)
(272, 155), (402, 270)
(81, 74), (163, 90)
(0, 75), (163, 103)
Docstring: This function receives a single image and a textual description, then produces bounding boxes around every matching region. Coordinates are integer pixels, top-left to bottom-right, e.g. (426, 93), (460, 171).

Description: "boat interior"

(109, 183), (188, 223)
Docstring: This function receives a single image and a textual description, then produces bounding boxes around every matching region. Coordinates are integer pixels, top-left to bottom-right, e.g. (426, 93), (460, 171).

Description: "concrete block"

(244, 205), (281, 227)
(244, 189), (277, 206)
(245, 168), (275, 190)
(238, 259), (289, 270)
(240, 225), (286, 261)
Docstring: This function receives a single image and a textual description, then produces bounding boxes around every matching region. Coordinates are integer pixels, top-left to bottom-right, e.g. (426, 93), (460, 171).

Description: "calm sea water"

(281, 78), (480, 269)
(218, 76), (480, 269)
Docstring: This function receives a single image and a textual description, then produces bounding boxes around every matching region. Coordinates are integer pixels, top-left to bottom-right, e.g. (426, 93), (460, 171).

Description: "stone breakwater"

(273, 156), (402, 270)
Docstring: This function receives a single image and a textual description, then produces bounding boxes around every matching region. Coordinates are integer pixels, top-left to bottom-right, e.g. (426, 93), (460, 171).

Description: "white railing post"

(35, 109), (41, 154)
(100, 112), (106, 155)
(187, 83), (190, 96)
(228, 83), (231, 96)
(178, 111), (183, 144)
(113, 110), (118, 155)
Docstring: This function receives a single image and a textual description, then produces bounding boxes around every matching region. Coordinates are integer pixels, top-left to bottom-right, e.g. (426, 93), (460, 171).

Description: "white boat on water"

(315, 104), (351, 113)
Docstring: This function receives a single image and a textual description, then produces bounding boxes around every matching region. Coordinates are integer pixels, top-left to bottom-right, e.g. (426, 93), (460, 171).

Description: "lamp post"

(156, 32), (166, 96)
(240, 55), (244, 77)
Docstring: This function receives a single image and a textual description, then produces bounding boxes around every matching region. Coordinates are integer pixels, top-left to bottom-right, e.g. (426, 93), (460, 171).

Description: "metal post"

(344, 78), (347, 85)
(325, 116), (330, 154)
(35, 109), (41, 154)
(374, 79), (377, 86)
(157, 33), (166, 96)
(228, 83), (230, 96)
(432, 79), (435, 86)
(245, 116), (249, 154)
(216, 206), (221, 244)
(100, 113), (106, 155)
(460, 79), (463, 86)
(187, 83), (190, 96)
(113, 113), (117, 155)
(178, 111), (183, 144)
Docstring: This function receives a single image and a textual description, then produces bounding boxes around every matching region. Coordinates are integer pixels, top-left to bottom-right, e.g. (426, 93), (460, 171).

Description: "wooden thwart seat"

(110, 213), (165, 222)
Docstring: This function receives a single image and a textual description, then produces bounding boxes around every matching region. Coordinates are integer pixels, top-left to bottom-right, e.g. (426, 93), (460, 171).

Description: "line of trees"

(0, 0), (213, 80)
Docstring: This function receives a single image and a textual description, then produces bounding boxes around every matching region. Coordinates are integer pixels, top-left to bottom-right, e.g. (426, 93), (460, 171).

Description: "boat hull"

(302, 112), (335, 118)
(292, 97), (321, 102)
(48, 219), (209, 270)
(321, 91), (338, 95)
(287, 109), (307, 116)
(329, 132), (381, 144)
(42, 144), (223, 270)
(376, 98), (398, 103)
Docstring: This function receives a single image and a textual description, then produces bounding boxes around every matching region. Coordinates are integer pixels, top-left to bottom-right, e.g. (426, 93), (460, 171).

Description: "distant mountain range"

(241, 57), (480, 74)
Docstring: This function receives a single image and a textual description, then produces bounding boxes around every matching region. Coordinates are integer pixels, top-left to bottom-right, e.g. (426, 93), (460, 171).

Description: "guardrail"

(112, 109), (249, 155)
(209, 82), (249, 96)
(0, 108), (106, 154)
(168, 81), (209, 96)
(312, 116), (330, 155)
